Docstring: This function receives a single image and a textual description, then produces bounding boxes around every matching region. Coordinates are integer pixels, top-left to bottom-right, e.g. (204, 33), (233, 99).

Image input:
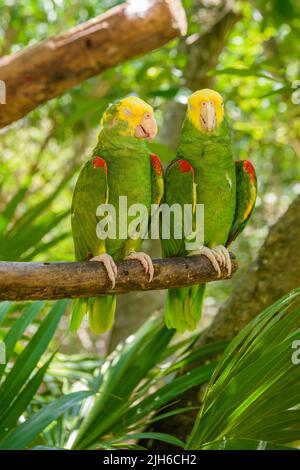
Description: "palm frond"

(187, 288), (300, 450)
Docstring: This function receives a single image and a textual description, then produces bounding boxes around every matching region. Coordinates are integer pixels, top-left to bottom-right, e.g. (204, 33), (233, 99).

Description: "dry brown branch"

(0, 0), (187, 128)
(0, 253), (237, 301)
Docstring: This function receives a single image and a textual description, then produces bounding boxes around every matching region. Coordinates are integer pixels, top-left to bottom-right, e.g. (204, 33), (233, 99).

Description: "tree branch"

(0, 254), (237, 301)
(0, 0), (187, 129)
(185, 9), (242, 90)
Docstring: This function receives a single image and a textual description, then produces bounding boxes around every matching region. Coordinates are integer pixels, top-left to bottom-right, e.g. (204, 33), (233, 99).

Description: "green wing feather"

(226, 160), (257, 247)
(147, 153), (164, 238)
(161, 158), (196, 258)
(71, 156), (108, 260)
(150, 153), (164, 205)
(162, 159), (204, 333)
(71, 156), (114, 334)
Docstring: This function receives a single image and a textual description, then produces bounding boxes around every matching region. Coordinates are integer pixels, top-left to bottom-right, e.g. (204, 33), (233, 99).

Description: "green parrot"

(71, 96), (164, 334)
(162, 89), (257, 333)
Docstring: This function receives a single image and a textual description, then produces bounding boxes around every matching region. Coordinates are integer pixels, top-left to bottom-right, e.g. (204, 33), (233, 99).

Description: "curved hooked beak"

(200, 101), (217, 132)
(135, 115), (158, 141)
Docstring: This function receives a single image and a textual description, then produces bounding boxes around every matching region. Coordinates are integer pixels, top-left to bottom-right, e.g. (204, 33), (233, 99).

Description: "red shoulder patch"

(243, 160), (255, 183)
(177, 159), (194, 174)
(150, 153), (163, 176)
(92, 156), (107, 174)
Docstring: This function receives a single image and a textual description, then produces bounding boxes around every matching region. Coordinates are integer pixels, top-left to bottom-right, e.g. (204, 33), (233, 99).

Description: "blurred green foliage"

(0, 302), (223, 449)
(188, 288), (300, 450)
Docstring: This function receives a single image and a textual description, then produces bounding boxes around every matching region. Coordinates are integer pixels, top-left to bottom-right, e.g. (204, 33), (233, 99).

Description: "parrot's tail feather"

(70, 296), (116, 334)
(88, 295), (116, 334)
(70, 298), (88, 333)
(165, 285), (205, 333)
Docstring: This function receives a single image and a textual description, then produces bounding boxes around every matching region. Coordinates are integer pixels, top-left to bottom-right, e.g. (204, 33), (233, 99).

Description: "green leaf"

(198, 439), (296, 450)
(0, 355), (53, 434)
(0, 301), (43, 381)
(259, 85), (291, 98)
(212, 67), (283, 82)
(0, 391), (92, 450)
(165, 341), (228, 374)
(149, 406), (199, 424)
(117, 362), (217, 433)
(0, 168), (75, 262)
(0, 185), (30, 233)
(148, 87), (180, 99)
(0, 301), (11, 327)
(187, 289), (300, 450)
(113, 432), (185, 449)
(32, 446), (65, 450)
(0, 300), (67, 417)
(73, 317), (175, 449)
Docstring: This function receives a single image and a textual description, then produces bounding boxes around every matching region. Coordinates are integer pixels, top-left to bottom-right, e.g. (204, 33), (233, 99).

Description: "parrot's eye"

(201, 101), (207, 107)
(124, 107), (133, 117)
(144, 113), (151, 119)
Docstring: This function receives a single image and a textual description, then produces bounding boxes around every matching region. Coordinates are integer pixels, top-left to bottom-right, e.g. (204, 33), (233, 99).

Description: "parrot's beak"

(200, 101), (217, 132)
(135, 115), (158, 141)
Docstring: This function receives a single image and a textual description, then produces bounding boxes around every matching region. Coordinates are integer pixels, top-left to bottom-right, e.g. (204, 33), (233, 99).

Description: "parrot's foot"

(90, 254), (117, 289)
(125, 251), (154, 282)
(212, 245), (232, 276)
(188, 245), (231, 278)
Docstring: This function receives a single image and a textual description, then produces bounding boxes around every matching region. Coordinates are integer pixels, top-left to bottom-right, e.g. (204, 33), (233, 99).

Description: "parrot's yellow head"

(187, 89), (224, 133)
(102, 96), (157, 140)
